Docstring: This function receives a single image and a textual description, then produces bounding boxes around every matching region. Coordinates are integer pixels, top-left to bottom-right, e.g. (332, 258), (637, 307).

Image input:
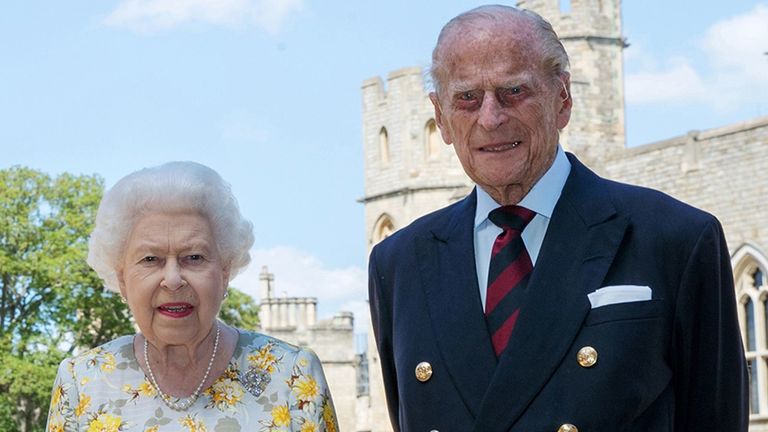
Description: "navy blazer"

(369, 154), (748, 432)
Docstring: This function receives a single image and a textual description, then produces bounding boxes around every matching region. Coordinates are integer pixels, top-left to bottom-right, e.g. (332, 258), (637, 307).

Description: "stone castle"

(360, 0), (767, 431)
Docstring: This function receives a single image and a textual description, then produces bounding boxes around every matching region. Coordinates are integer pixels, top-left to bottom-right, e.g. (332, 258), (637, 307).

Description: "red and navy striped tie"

(485, 205), (536, 357)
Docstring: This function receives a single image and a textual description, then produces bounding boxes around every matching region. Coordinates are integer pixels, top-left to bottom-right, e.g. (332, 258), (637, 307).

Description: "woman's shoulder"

(230, 328), (324, 370)
(234, 329), (303, 355)
(70, 334), (134, 359)
(58, 335), (136, 374)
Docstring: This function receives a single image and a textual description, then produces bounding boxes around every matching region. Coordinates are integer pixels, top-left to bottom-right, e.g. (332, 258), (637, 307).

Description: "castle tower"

(518, 0), (627, 170)
(360, 67), (472, 248)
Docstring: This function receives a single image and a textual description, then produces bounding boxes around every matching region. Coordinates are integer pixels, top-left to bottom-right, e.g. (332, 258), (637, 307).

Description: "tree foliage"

(219, 287), (260, 330)
(0, 167), (133, 350)
(0, 166), (131, 432)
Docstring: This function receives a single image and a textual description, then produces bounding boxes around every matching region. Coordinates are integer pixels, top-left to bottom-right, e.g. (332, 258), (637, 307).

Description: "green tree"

(219, 287), (260, 330)
(0, 166), (131, 432)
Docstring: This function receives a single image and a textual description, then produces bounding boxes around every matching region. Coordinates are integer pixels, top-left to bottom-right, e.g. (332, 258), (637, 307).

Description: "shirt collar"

(474, 146), (572, 227)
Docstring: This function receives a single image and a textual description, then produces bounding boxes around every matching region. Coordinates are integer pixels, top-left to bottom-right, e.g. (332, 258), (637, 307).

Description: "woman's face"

(118, 211), (228, 348)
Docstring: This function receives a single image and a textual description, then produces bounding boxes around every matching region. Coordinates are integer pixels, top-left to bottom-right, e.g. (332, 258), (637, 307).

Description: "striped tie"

(485, 205), (536, 357)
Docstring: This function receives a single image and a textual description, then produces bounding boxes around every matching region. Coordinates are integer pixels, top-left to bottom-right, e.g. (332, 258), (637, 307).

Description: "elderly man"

(368, 5), (748, 432)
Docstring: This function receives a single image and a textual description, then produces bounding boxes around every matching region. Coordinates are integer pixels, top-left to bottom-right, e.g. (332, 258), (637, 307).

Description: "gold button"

(577, 346), (598, 368)
(558, 424), (578, 432)
(415, 361), (433, 382)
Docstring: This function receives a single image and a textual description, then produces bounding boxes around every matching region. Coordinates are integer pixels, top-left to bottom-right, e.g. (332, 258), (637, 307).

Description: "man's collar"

(474, 146), (572, 227)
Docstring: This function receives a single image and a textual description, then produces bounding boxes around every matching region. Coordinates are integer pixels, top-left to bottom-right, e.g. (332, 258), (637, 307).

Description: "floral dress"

(45, 330), (339, 432)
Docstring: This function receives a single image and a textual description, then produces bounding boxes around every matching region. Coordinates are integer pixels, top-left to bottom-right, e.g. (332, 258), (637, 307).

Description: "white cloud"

(701, 4), (768, 80)
(625, 59), (707, 104)
(230, 246), (369, 333)
(103, 0), (304, 34)
(625, 4), (768, 110)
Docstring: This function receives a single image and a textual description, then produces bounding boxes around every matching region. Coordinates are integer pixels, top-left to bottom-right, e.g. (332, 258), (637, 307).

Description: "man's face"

(430, 23), (571, 204)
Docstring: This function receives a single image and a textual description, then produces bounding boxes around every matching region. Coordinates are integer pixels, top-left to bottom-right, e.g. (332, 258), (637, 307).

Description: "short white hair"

(431, 5), (570, 97)
(87, 161), (254, 292)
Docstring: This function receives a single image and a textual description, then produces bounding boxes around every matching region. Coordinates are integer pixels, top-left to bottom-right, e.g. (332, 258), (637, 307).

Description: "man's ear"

(556, 72), (572, 129)
(429, 92), (453, 145)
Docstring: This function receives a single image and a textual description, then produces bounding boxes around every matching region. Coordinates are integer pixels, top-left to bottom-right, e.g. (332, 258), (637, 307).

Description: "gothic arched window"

(733, 245), (768, 417)
(379, 127), (390, 167)
(372, 214), (395, 246)
(425, 119), (442, 160)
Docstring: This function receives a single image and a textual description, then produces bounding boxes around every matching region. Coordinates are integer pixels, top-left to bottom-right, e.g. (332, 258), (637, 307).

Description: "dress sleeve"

(286, 347), (339, 432)
(45, 358), (80, 432)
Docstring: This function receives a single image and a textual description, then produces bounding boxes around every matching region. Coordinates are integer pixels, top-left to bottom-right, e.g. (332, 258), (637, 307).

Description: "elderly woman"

(46, 162), (338, 432)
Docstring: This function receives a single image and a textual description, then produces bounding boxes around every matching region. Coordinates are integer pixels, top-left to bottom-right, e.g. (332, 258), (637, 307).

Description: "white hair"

(431, 5), (570, 96)
(87, 161), (254, 292)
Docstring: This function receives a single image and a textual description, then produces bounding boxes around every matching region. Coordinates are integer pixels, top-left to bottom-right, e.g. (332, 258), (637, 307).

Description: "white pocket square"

(588, 285), (652, 309)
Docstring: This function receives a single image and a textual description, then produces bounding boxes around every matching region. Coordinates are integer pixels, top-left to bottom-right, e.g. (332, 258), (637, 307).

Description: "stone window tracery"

(734, 245), (768, 417)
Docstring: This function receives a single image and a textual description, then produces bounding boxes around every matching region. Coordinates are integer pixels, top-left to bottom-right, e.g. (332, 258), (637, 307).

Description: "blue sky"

(2, 1), (766, 333)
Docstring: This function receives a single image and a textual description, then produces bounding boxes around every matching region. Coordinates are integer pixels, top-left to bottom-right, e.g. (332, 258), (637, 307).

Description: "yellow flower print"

(271, 404), (291, 427)
(50, 384), (65, 408)
(248, 343), (279, 373)
(86, 413), (123, 432)
(298, 358), (309, 368)
(48, 420), (64, 432)
(300, 420), (317, 432)
(138, 380), (156, 397)
(144, 427), (159, 432)
(179, 415), (207, 432)
(322, 401), (337, 432)
(294, 376), (318, 403)
(80, 377), (90, 386)
(75, 394), (91, 417)
(205, 378), (244, 411)
(124, 380), (157, 403)
(100, 353), (117, 373)
(222, 365), (239, 380)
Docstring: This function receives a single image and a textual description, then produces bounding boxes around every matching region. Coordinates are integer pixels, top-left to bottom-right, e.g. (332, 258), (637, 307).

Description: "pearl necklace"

(143, 322), (221, 411)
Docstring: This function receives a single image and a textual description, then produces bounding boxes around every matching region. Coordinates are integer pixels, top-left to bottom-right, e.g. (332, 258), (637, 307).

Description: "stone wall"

(602, 117), (768, 257)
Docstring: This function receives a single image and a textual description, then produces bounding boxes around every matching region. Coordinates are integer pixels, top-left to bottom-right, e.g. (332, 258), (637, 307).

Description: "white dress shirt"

(474, 146), (571, 311)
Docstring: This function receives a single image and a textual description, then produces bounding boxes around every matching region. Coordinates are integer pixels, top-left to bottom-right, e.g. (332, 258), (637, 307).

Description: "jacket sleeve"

(368, 246), (401, 432)
(673, 218), (749, 430)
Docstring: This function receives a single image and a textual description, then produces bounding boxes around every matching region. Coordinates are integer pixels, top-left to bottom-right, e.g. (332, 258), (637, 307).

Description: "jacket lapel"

(472, 155), (629, 432)
(415, 190), (498, 418)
